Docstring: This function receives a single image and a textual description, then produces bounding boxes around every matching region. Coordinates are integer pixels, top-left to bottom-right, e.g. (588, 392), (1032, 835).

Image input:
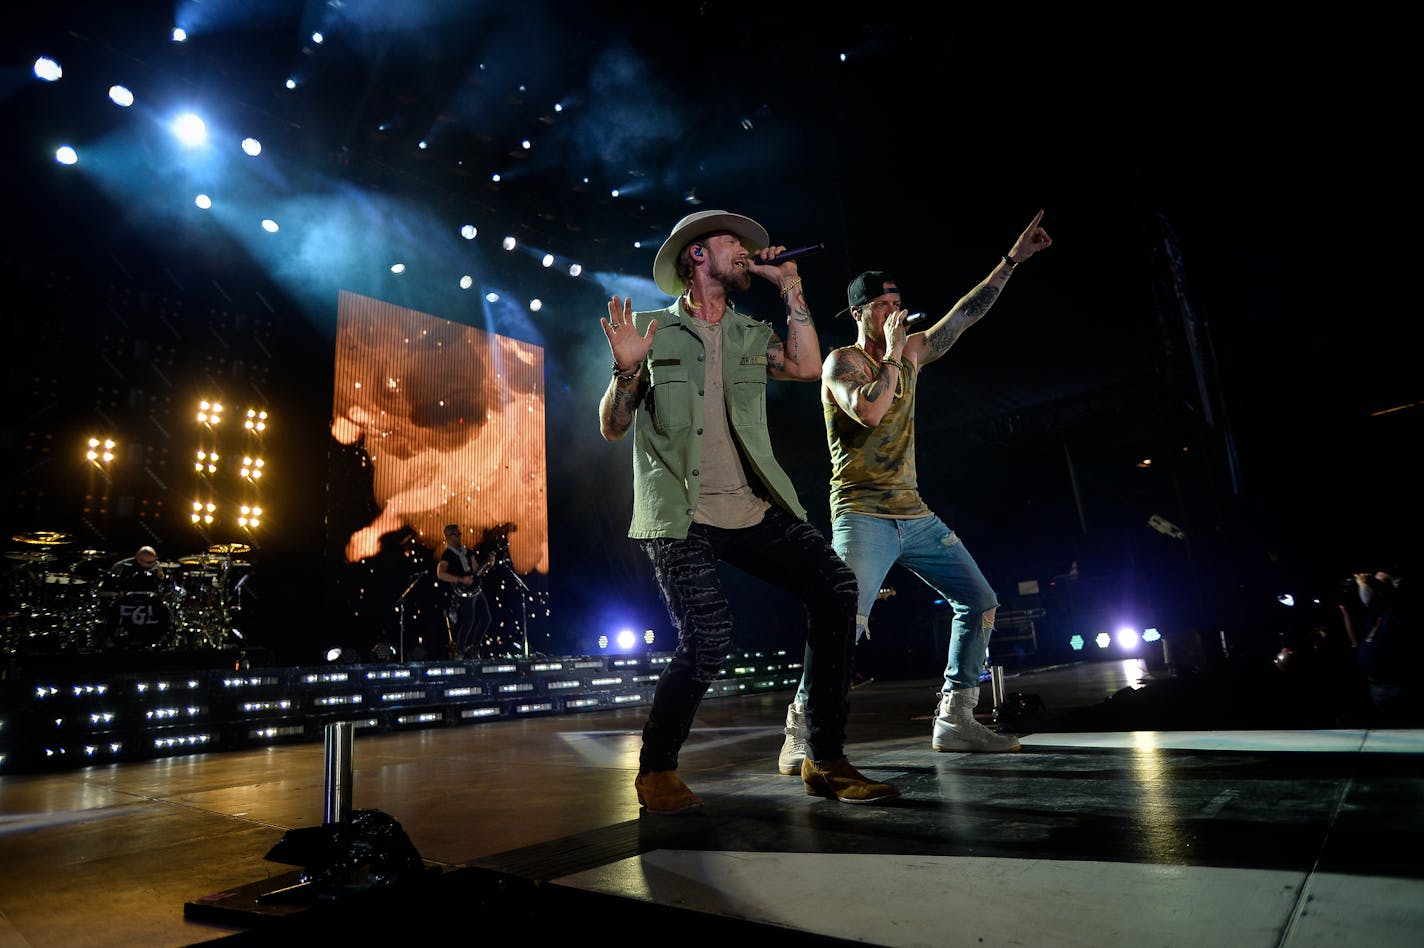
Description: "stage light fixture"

(554, 103), (563, 112)
(597, 635), (609, 650)
(568, 264), (582, 277)
(172, 28), (187, 42)
(261, 219), (279, 233)
(541, 254), (554, 267)
(197, 400), (224, 425)
(418, 140), (428, 150)
(1142, 628), (1161, 643)
(312, 32), (324, 44)
(85, 437), (116, 464)
(285, 78), (296, 90)
(1276, 593), (1295, 607)
(529, 299), (542, 312)
(491, 173), (501, 182)
(1069, 634), (1085, 651)
(243, 408), (268, 432)
(521, 140), (531, 150)
(390, 263), (406, 274)
(616, 629), (635, 650)
(459, 275), (473, 289)
(1095, 632), (1111, 649)
(502, 236), (516, 251)
(34, 57), (62, 81)
(1115, 627), (1140, 651)
(241, 138), (261, 156)
(485, 292), (499, 303)
(109, 85), (134, 107)
(643, 629), (655, 646)
(195, 194), (211, 209)
(55, 146), (78, 165)
(610, 189), (620, 197)
(172, 113), (207, 147)
(461, 224), (477, 239)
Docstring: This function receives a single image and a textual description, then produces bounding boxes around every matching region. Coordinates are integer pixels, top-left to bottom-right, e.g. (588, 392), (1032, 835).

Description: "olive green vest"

(627, 302), (807, 539)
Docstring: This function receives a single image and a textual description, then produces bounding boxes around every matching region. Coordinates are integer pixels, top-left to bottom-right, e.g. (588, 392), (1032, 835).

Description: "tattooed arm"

(766, 276), (822, 381)
(903, 274), (1006, 369)
(599, 370), (647, 441)
(904, 209), (1053, 369)
(599, 296), (655, 441)
(822, 346), (899, 428)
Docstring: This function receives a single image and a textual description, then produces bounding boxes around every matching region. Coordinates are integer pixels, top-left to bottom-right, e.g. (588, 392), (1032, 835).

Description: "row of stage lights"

(1069, 627), (1162, 653)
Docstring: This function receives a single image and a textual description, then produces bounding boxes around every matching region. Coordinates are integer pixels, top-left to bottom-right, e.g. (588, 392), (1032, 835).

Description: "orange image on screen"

(329, 290), (548, 574)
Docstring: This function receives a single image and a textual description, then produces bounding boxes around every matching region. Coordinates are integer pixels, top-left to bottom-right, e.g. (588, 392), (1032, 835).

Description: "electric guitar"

(447, 552), (495, 598)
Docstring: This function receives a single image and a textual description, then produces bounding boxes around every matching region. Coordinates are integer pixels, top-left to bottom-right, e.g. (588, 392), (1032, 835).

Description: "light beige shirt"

(688, 312), (770, 529)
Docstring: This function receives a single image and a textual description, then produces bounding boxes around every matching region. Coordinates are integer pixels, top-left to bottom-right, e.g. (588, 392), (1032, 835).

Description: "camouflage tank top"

(825, 347), (930, 521)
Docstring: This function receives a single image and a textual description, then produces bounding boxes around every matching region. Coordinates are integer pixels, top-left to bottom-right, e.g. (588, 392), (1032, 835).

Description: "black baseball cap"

(838, 270), (899, 318)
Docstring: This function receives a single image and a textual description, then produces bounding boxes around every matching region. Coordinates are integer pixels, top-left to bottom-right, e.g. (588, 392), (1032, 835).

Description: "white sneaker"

(932, 690), (1020, 752)
(777, 701), (807, 774)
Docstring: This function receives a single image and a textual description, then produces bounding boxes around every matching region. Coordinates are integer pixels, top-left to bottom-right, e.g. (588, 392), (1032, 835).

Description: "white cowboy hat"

(651, 209), (769, 296)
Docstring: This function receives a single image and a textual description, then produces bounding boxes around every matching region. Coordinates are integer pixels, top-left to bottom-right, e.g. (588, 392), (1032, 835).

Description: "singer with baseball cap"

(776, 210), (1053, 773)
(598, 208), (899, 814)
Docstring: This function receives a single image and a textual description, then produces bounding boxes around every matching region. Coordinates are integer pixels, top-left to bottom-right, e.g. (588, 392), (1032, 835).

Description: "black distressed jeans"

(637, 506), (859, 773)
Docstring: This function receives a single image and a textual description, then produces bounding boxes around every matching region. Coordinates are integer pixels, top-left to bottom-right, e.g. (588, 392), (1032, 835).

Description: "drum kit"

(2, 531), (253, 656)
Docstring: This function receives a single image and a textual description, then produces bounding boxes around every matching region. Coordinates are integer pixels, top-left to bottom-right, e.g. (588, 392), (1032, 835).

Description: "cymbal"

(208, 542), (251, 555)
(78, 549), (110, 559)
(5, 550), (55, 562)
(157, 561), (182, 569)
(179, 554), (226, 566)
(12, 531), (71, 546)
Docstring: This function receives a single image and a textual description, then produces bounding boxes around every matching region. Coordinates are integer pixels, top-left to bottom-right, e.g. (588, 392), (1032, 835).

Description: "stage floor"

(1, 660), (1421, 947)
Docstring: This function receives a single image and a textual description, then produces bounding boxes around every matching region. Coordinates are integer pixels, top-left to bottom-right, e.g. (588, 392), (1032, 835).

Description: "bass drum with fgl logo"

(104, 591), (173, 649)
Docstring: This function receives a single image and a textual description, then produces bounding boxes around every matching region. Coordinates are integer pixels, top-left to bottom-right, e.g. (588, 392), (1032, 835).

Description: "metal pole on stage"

(394, 570), (425, 663)
(504, 567), (530, 657)
(991, 664), (1006, 709)
(323, 721), (354, 826)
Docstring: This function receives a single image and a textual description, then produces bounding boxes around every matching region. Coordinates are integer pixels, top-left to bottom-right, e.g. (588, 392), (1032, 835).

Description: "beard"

(713, 259), (753, 293)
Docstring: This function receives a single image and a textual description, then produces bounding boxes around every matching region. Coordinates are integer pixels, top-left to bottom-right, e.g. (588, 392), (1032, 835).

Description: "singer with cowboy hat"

(598, 208), (899, 814)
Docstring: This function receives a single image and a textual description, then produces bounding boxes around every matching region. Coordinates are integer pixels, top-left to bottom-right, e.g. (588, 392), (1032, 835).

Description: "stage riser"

(0, 651), (804, 774)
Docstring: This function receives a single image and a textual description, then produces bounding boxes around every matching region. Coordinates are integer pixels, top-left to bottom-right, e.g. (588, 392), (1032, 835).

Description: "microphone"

(763, 243), (824, 265)
(904, 312), (930, 327)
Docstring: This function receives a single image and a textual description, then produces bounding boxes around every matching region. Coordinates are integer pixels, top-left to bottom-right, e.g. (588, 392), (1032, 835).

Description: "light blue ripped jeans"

(795, 512), (999, 703)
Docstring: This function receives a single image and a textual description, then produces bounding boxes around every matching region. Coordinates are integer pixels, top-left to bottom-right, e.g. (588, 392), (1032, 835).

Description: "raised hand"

(1009, 209), (1053, 262)
(601, 296), (658, 371)
(884, 307), (909, 359)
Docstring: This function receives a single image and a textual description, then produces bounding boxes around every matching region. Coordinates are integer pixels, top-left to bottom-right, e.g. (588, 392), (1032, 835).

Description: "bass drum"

(104, 592), (173, 649)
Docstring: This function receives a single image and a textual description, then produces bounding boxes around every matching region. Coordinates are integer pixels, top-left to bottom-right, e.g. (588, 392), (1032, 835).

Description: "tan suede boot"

(801, 757), (900, 804)
(634, 770), (704, 814)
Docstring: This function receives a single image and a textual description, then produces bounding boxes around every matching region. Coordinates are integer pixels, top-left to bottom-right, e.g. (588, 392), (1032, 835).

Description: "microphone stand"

(394, 572), (425, 663)
(495, 557), (530, 657)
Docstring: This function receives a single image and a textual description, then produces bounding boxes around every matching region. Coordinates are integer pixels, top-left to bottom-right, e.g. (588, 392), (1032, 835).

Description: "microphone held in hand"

(904, 312), (929, 327)
(763, 243), (825, 265)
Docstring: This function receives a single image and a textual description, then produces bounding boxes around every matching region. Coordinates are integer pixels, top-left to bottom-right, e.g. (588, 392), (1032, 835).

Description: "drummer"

(110, 545), (166, 593)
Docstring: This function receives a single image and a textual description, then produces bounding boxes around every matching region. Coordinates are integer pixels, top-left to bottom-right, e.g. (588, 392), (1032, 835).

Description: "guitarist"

(436, 524), (496, 659)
